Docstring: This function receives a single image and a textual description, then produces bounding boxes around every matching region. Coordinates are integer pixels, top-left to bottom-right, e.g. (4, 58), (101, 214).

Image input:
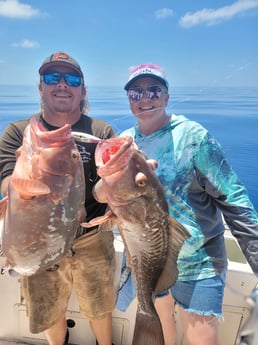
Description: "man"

(0, 52), (116, 345)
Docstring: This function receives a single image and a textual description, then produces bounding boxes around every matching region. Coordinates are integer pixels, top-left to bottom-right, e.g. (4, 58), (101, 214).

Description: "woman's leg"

(155, 290), (177, 345)
(178, 305), (220, 345)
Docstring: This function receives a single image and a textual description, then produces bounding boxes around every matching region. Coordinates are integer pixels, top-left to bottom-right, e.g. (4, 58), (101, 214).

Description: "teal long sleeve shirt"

(121, 114), (258, 280)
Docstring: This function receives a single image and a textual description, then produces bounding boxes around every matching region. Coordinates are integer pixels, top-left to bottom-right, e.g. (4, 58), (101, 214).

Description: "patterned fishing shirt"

(121, 114), (258, 280)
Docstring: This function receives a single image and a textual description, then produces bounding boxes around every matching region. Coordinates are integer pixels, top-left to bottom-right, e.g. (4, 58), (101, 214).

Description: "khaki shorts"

(21, 230), (116, 333)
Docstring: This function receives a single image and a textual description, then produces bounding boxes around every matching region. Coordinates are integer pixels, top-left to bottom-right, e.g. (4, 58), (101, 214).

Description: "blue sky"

(0, 0), (258, 87)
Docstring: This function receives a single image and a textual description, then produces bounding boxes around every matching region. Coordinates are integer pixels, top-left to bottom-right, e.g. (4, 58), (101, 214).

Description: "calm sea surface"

(0, 85), (257, 210)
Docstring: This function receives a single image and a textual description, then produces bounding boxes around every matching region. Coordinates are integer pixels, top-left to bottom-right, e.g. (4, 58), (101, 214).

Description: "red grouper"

(82, 135), (190, 345)
(0, 116), (85, 276)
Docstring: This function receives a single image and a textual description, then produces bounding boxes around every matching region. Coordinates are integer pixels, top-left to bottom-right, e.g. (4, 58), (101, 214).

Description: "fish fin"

(12, 178), (50, 198)
(0, 196), (8, 218)
(133, 309), (164, 345)
(154, 217), (190, 294)
(98, 218), (117, 232)
(81, 209), (115, 228)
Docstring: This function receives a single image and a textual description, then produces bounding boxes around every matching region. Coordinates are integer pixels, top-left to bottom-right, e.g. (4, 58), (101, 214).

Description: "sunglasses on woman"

(42, 72), (83, 87)
(127, 85), (164, 103)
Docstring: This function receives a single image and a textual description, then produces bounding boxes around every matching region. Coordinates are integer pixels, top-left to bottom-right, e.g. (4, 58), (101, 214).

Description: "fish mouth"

(32, 118), (72, 145)
(96, 136), (136, 175)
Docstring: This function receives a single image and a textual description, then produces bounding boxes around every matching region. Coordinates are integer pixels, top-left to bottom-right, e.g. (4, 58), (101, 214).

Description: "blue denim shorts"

(116, 270), (226, 316)
(171, 271), (226, 317)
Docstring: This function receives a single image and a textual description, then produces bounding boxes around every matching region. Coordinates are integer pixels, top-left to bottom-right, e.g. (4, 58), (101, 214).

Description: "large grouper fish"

(0, 116), (85, 276)
(82, 135), (190, 345)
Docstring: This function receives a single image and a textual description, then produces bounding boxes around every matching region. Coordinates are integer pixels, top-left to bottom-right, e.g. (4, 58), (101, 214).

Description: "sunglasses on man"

(41, 72), (83, 87)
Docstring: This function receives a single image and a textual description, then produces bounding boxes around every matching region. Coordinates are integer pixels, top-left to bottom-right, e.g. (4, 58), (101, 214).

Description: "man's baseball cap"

(39, 51), (83, 77)
(124, 63), (169, 91)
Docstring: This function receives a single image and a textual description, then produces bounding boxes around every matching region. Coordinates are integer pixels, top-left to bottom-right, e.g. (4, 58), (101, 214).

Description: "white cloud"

(179, 0), (258, 28)
(11, 39), (39, 48)
(155, 8), (174, 20)
(0, 0), (40, 19)
(238, 63), (249, 71)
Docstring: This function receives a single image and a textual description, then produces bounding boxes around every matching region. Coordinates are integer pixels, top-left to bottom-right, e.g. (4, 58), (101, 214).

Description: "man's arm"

(1, 176), (11, 197)
(0, 119), (29, 198)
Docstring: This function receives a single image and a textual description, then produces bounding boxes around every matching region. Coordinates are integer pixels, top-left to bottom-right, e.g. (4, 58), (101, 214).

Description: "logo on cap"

(52, 52), (70, 62)
(124, 63), (169, 90)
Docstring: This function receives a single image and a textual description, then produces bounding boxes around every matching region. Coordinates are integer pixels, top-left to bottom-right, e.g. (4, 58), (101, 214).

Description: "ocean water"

(0, 85), (257, 211)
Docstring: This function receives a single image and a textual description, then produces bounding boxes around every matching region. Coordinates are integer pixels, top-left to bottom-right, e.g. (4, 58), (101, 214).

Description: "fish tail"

(132, 311), (164, 345)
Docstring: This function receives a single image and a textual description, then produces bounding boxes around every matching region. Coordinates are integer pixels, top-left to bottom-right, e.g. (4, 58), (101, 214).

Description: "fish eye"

(135, 172), (147, 187)
(137, 180), (146, 187)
